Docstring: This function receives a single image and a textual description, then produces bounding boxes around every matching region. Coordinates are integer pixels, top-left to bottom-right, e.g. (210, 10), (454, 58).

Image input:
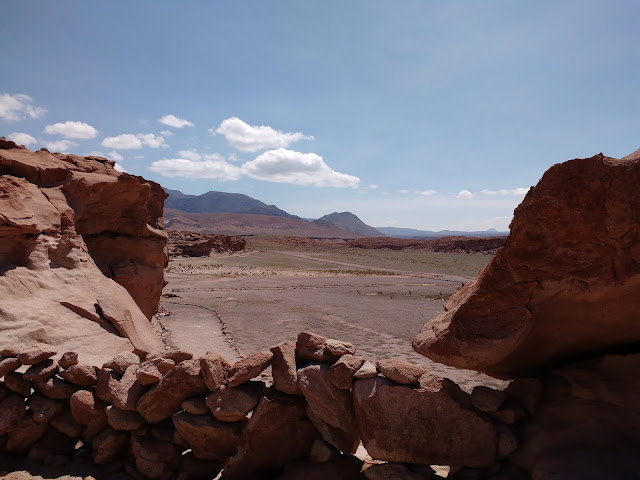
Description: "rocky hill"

(165, 189), (297, 218)
(312, 212), (384, 238)
(163, 208), (365, 238)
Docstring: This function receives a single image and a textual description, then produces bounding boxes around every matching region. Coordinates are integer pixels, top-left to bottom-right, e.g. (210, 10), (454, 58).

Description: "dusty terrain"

(158, 237), (505, 391)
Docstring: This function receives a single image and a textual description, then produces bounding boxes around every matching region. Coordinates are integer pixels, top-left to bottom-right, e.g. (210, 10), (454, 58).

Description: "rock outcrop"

(0, 140), (166, 363)
(168, 230), (246, 257)
(414, 152), (640, 379)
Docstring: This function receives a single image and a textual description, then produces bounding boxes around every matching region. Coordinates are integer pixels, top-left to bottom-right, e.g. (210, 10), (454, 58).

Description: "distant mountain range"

(163, 189), (507, 239)
(375, 227), (508, 239)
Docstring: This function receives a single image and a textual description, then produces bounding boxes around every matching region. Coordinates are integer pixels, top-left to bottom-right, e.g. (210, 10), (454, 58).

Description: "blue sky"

(2, 1), (639, 231)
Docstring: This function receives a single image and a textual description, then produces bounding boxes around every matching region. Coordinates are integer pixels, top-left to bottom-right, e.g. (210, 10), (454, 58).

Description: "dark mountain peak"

(313, 211), (384, 238)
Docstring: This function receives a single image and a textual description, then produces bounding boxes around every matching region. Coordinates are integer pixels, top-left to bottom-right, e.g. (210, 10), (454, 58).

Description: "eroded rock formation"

(168, 230), (246, 257)
(0, 140), (167, 363)
(414, 151), (640, 379)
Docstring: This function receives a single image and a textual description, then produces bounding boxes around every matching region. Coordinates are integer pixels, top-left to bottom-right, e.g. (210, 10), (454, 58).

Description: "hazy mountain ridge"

(376, 226), (508, 239)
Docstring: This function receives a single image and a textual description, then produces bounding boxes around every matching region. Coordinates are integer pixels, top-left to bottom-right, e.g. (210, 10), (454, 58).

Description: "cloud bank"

(0, 93), (46, 121)
(213, 117), (313, 152)
(102, 133), (168, 150)
(8, 132), (37, 146)
(150, 153), (241, 181)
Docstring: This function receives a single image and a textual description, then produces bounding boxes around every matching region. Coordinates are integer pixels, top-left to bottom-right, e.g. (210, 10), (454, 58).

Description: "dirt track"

(159, 248), (506, 391)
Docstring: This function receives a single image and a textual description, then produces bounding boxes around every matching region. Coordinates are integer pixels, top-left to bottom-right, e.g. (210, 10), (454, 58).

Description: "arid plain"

(158, 237), (506, 392)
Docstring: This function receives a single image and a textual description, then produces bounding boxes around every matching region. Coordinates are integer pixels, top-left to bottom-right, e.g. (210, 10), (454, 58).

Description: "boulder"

(33, 376), (78, 399)
(58, 351), (79, 368)
(137, 357), (175, 385)
(328, 354), (365, 390)
(181, 396), (210, 415)
(0, 356), (21, 377)
(28, 394), (65, 423)
(376, 359), (426, 385)
(4, 372), (32, 397)
(353, 375), (497, 467)
(270, 341), (300, 394)
(49, 406), (83, 438)
(222, 388), (320, 479)
(17, 344), (57, 365)
(103, 351), (140, 375)
(297, 331), (356, 363)
(23, 359), (58, 382)
(58, 363), (97, 386)
(96, 367), (121, 402)
(354, 361), (378, 379)
(226, 350), (273, 386)
(137, 359), (209, 423)
(199, 351), (231, 391)
(6, 414), (48, 452)
(297, 363), (359, 453)
(69, 390), (108, 425)
(0, 143), (167, 365)
(511, 353), (640, 478)
(173, 411), (243, 460)
(206, 381), (263, 422)
(0, 394), (27, 435)
(105, 405), (145, 430)
(413, 152), (640, 378)
(111, 364), (147, 411)
(131, 434), (181, 480)
(92, 427), (130, 464)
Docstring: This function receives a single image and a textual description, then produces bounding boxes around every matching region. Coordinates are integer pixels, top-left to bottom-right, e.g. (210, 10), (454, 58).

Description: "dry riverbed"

(158, 242), (506, 391)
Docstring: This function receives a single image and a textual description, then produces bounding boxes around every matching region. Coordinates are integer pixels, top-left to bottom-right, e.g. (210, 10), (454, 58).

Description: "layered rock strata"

(0, 141), (166, 362)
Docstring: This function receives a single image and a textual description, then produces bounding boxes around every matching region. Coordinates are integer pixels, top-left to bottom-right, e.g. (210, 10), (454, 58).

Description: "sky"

(2, 1), (639, 231)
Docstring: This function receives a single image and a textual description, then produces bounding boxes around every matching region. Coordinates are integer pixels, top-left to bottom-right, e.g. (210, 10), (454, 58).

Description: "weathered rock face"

(0, 141), (167, 363)
(168, 230), (246, 257)
(414, 152), (640, 379)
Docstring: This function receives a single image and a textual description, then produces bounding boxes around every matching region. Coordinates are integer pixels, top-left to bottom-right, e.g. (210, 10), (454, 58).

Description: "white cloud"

(480, 188), (529, 196)
(114, 163), (127, 173)
(137, 133), (168, 149)
(399, 189), (410, 194)
(44, 121), (97, 139)
(102, 134), (142, 149)
(158, 114), (194, 128)
(416, 189), (437, 196)
(149, 153), (241, 181)
(0, 93), (46, 121)
(214, 117), (314, 152)
(107, 150), (124, 162)
(8, 132), (37, 146)
(45, 139), (77, 152)
(457, 189), (474, 199)
(176, 149), (202, 161)
(241, 148), (360, 188)
(101, 133), (168, 150)
(160, 130), (173, 136)
(369, 184), (378, 190)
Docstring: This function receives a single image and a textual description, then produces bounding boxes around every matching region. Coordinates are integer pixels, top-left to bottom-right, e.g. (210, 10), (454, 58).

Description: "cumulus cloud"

(158, 114), (194, 128)
(102, 133), (168, 150)
(241, 148), (360, 188)
(107, 150), (124, 162)
(368, 184), (378, 190)
(44, 121), (98, 139)
(214, 117), (314, 152)
(176, 149), (202, 161)
(8, 132), (37, 146)
(416, 189), (437, 196)
(149, 153), (241, 181)
(0, 93), (46, 121)
(457, 190), (474, 199)
(160, 130), (173, 136)
(45, 139), (77, 152)
(480, 188), (529, 196)
(399, 189), (410, 194)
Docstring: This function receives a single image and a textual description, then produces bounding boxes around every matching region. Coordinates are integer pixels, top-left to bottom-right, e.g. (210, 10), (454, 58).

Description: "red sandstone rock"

(0, 394), (27, 435)
(413, 152), (640, 379)
(270, 341), (300, 394)
(199, 351), (231, 391)
(222, 388), (320, 479)
(298, 363), (359, 454)
(103, 351), (141, 375)
(206, 381), (263, 422)
(162, 350), (193, 364)
(297, 332), (356, 363)
(111, 364), (147, 411)
(173, 411), (244, 460)
(18, 344), (57, 365)
(105, 405), (145, 430)
(4, 372), (32, 397)
(58, 351), (79, 369)
(28, 394), (65, 423)
(354, 361), (378, 379)
(49, 406), (83, 438)
(58, 364), (97, 386)
(69, 390), (108, 425)
(0, 356), (21, 377)
(137, 359), (209, 423)
(471, 385), (506, 413)
(328, 354), (366, 390)
(0, 142), (166, 364)
(33, 376), (78, 399)
(92, 428), (129, 464)
(23, 359), (58, 382)
(353, 376), (497, 467)
(96, 367), (120, 402)
(136, 357), (175, 385)
(6, 414), (48, 452)
(131, 434), (181, 480)
(227, 350), (274, 386)
(376, 359), (426, 385)
(168, 230), (246, 257)
(363, 462), (430, 480)
(277, 456), (367, 480)
(181, 396), (210, 415)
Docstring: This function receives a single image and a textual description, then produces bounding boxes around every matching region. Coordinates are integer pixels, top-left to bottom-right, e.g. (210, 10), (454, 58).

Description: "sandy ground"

(159, 247), (506, 391)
